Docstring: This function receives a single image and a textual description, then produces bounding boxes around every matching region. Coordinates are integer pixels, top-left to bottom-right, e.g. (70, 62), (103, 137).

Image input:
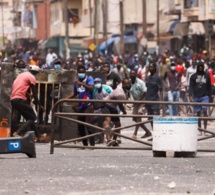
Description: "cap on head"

(29, 65), (40, 72)
(53, 59), (62, 65)
(94, 78), (102, 83)
(197, 61), (204, 67)
(170, 61), (176, 66)
(15, 60), (26, 69)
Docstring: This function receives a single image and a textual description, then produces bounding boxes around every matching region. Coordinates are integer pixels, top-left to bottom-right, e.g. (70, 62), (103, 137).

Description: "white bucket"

(153, 117), (198, 153)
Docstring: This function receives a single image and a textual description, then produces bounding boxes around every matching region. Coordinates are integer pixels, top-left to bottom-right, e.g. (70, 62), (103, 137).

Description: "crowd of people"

(6, 44), (215, 146)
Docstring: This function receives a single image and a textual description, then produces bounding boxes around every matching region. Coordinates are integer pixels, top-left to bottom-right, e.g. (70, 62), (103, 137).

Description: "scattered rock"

(168, 182), (176, 189)
(154, 176), (159, 180)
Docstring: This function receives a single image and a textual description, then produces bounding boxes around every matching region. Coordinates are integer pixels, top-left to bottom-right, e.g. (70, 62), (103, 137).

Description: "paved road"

(1, 115), (215, 195)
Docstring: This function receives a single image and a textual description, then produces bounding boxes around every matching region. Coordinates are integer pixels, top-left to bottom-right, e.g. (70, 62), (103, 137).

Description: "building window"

(184, 0), (198, 9)
(63, 8), (79, 24)
(68, 9), (79, 23)
(13, 12), (21, 26)
(125, 24), (138, 35)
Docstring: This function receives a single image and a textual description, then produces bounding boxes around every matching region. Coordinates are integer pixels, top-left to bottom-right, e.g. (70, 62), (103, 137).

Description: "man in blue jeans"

(164, 61), (182, 116)
(189, 61), (212, 133)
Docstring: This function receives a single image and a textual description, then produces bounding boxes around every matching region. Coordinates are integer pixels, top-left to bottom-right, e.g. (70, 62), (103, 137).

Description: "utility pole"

(119, 0), (124, 55)
(94, 0), (99, 56)
(89, 0), (92, 36)
(156, 0), (160, 55)
(64, 0), (69, 59)
(142, 0), (147, 37)
(1, 0), (4, 47)
(102, 0), (108, 55)
(141, 0), (147, 52)
(44, 0), (47, 39)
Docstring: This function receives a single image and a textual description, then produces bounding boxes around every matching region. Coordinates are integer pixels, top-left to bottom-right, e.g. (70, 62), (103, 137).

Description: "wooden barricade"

(50, 99), (215, 155)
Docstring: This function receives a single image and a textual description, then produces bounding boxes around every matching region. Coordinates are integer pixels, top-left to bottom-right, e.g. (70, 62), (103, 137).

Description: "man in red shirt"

(10, 66), (45, 142)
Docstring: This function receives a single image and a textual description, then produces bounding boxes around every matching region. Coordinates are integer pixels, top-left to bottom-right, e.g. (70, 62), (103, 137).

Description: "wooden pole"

(64, 0), (69, 58)
(44, 0), (47, 39)
(102, 0), (108, 55)
(1, 0), (4, 47)
(119, 0), (124, 55)
(89, 0), (92, 36)
(156, 0), (160, 54)
(142, 0), (147, 37)
(94, 0), (99, 56)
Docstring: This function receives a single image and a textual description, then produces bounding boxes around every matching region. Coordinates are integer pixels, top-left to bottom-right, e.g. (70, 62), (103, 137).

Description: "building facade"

(1, 0), (215, 56)
(0, 0), (14, 48)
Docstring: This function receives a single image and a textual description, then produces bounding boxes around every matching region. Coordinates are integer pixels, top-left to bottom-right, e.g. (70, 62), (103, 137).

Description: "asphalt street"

(1, 113), (215, 195)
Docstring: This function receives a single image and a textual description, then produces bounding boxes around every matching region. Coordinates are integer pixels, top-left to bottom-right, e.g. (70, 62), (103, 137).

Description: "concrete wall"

(0, 63), (13, 137)
(81, 0), (177, 35)
(181, 0), (215, 22)
(106, 0), (120, 34)
(82, 0), (120, 35)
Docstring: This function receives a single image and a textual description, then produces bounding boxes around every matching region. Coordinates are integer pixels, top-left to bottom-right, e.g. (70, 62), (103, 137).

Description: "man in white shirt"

(46, 48), (57, 67)
(186, 59), (197, 87)
(130, 69), (151, 139)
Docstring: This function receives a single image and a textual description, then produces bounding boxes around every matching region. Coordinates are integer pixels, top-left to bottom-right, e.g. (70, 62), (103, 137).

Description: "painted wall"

(50, 0), (91, 38)
(36, 0), (50, 40)
(0, 0), (14, 46)
(181, 0), (215, 22)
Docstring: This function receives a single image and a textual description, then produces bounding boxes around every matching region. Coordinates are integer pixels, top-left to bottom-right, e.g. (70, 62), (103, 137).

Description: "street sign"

(0, 131), (36, 158)
(89, 43), (96, 51)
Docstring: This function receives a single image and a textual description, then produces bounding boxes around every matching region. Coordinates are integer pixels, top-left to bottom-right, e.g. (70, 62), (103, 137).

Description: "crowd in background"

(3, 44), (215, 145)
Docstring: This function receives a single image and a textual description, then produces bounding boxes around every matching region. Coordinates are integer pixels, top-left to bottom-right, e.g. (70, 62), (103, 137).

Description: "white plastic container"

(153, 117), (198, 157)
